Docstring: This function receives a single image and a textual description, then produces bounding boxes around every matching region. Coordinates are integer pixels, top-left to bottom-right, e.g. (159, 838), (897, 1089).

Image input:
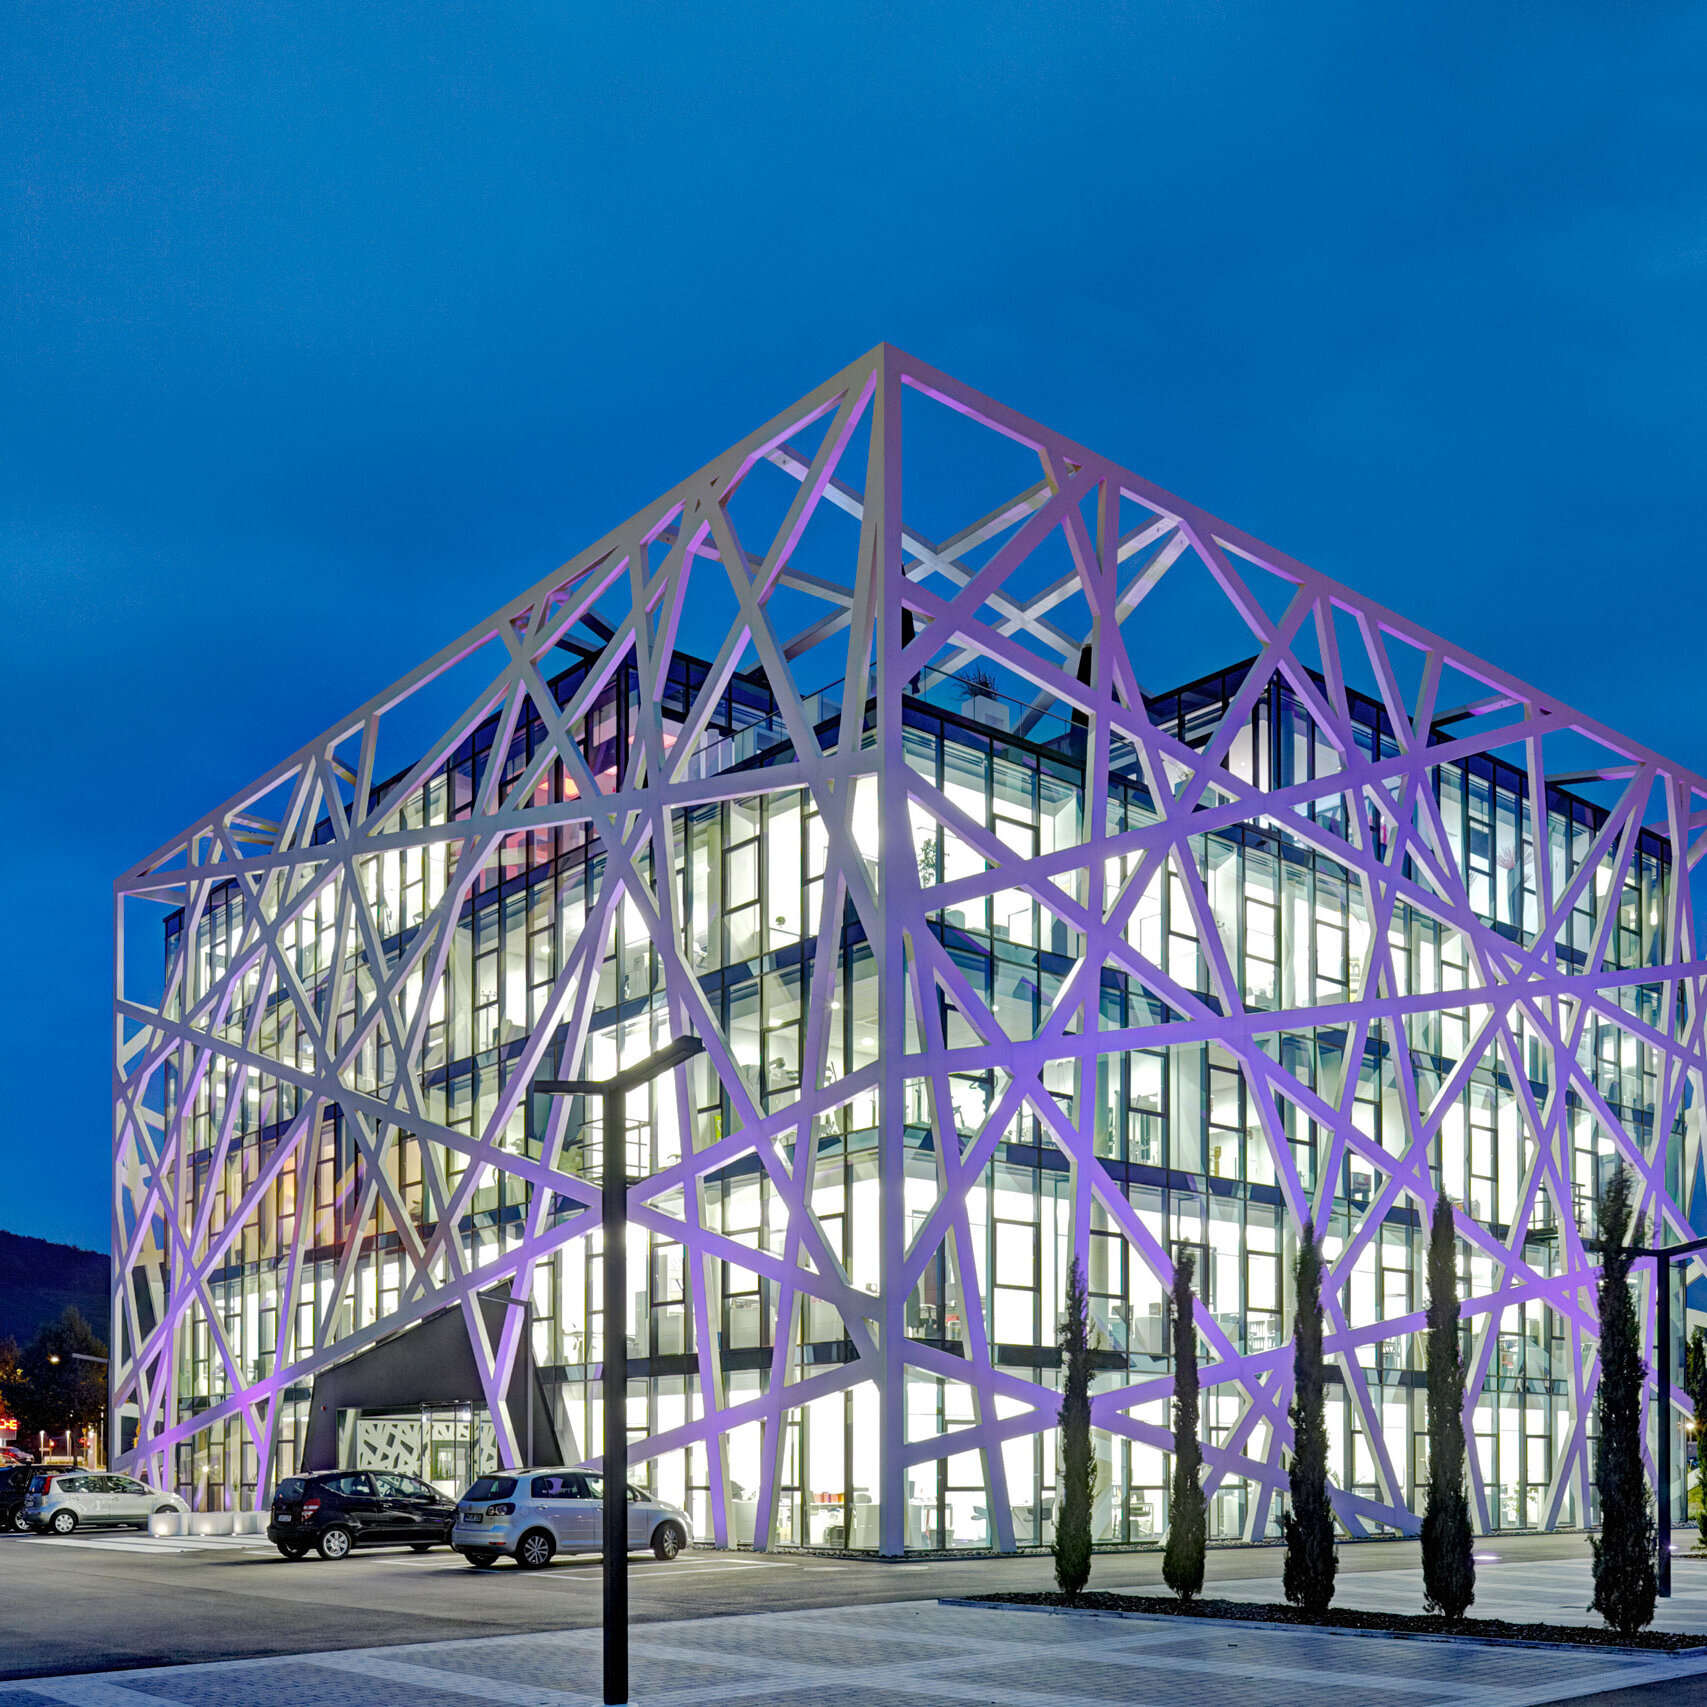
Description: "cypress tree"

(1591, 1163), (1656, 1636)
(1421, 1192), (1475, 1621)
(1163, 1250), (1206, 1601)
(1283, 1219), (1337, 1613)
(1052, 1253), (1095, 1599)
(1686, 1327), (1707, 1543)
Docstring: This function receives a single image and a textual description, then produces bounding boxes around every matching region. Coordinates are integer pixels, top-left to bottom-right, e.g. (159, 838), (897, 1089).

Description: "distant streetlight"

(534, 1033), (705, 1707)
(43, 1352), (109, 1466)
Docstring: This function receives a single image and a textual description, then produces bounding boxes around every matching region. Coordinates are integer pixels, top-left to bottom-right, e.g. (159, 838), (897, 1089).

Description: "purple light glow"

(110, 345), (1707, 1547)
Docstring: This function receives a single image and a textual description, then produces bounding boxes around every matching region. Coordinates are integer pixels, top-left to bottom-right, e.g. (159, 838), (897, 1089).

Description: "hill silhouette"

(0, 1230), (108, 1345)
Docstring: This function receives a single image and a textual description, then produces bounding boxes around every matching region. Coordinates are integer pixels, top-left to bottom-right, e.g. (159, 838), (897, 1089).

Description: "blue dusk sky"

(2, 3), (1703, 1251)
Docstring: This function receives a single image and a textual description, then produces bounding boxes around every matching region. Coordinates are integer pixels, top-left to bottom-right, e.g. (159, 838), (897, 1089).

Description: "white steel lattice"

(115, 344), (1707, 1546)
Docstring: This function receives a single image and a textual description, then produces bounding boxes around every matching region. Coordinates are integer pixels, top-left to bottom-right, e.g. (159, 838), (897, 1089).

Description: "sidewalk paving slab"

(3, 1599), (1707, 1707)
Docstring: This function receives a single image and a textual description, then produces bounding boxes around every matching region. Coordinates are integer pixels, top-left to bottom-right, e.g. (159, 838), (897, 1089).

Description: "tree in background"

(0, 1308), (107, 1460)
(1591, 1163), (1656, 1635)
(1163, 1249), (1206, 1601)
(1685, 1327), (1707, 1543)
(1283, 1220), (1337, 1613)
(1052, 1253), (1095, 1599)
(1421, 1192), (1475, 1621)
(0, 1337), (19, 1445)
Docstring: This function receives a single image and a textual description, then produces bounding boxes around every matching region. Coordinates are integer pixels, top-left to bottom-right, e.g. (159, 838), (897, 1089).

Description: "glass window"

(530, 1473), (584, 1499)
(465, 1475), (517, 1501)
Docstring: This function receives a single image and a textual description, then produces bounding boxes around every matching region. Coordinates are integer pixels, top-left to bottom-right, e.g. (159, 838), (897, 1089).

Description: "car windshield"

(276, 1478), (306, 1501)
(464, 1476), (516, 1501)
(28, 1474), (53, 1493)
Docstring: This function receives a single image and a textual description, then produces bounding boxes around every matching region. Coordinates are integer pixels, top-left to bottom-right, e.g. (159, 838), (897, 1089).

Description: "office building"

(113, 345), (1703, 1549)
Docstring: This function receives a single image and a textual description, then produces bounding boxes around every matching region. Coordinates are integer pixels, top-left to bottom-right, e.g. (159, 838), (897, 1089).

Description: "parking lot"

(0, 1523), (1606, 1682)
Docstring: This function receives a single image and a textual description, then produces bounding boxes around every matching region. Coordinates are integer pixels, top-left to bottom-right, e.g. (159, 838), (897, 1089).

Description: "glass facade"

(123, 641), (1686, 1543)
(113, 347), (1702, 1548)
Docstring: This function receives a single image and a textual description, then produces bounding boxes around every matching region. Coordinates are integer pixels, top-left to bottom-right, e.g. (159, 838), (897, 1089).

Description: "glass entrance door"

(349, 1404), (498, 1497)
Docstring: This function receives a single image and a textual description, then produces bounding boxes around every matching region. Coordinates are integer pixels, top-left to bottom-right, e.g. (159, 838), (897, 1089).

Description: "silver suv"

(452, 1468), (691, 1569)
(24, 1470), (189, 1534)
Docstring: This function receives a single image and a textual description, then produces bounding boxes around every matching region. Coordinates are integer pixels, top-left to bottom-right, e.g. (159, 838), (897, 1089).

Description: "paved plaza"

(2, 1599), (1707, 1707)
(7, 1534), (1707, 1705)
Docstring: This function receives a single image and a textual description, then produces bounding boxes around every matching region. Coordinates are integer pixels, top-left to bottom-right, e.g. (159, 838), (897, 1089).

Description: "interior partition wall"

(114, 343), (1707, 1548)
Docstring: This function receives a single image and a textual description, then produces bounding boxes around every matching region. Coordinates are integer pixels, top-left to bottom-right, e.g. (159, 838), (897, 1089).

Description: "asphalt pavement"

(0, 1524), (1602, 1682)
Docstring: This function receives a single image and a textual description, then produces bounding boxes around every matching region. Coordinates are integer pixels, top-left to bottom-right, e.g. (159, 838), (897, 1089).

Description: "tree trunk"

(1052, 1254), (1095, 1599)
(1421, 1192), (1474, 1621)
(1283, 1220), (1337, 1614)
(1590, 1164), (1656, 1636)
(1163, 1251), (1205, 1601)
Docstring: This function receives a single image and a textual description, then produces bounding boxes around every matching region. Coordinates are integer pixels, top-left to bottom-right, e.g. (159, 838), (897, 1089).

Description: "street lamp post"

(73, 1354), (109, 1470)
(47, 1351), (109, 1468)
(1643, 1234), (1707, 1597)
(535, 1034), (705, 1707)
(1590, 1231), (1707, 1597)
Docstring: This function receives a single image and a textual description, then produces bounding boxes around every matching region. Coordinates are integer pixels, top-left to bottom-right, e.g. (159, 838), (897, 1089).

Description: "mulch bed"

(951, 1591), (1707, 1653)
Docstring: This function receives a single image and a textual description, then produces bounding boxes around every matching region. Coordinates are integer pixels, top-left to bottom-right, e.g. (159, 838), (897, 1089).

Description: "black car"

(267, 1470), (457, 1560)
(0, 1465), (36, 1533)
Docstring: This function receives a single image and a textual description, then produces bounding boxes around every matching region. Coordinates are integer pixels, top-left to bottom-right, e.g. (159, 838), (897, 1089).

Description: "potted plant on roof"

(958, 665), (1008, 731)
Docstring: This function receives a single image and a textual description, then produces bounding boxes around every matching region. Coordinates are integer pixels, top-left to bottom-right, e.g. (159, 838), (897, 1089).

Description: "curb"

(937, 1598), (1707, 1660)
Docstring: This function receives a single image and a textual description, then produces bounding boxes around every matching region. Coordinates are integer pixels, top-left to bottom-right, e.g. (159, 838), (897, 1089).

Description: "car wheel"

(49, 1510), (77, 1536)
(316, 1525), (354, 1561)
(651, 1523), (684, 1561)
(10, 1510), (27, 1533)
(154, 1504), (176, 1515)
(463, 1548), (499, 1568)
(276, 1542), (308, 1560)
(515, 1529), (555, 1570)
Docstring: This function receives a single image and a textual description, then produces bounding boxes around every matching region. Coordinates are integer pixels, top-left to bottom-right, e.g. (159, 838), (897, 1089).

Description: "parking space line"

(440, 1558), (801, 1584)
(637, 1562), (792, 1578)
(5, 1536), (269, 1556)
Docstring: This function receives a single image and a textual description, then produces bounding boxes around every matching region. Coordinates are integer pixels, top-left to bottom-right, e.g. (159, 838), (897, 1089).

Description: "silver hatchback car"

(451, 1468), (692, 1569)
(24, 1470), (189, 1534)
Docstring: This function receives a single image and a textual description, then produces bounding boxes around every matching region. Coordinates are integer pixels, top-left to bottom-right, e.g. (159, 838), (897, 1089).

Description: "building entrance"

(338, 1404), (499, 1498)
